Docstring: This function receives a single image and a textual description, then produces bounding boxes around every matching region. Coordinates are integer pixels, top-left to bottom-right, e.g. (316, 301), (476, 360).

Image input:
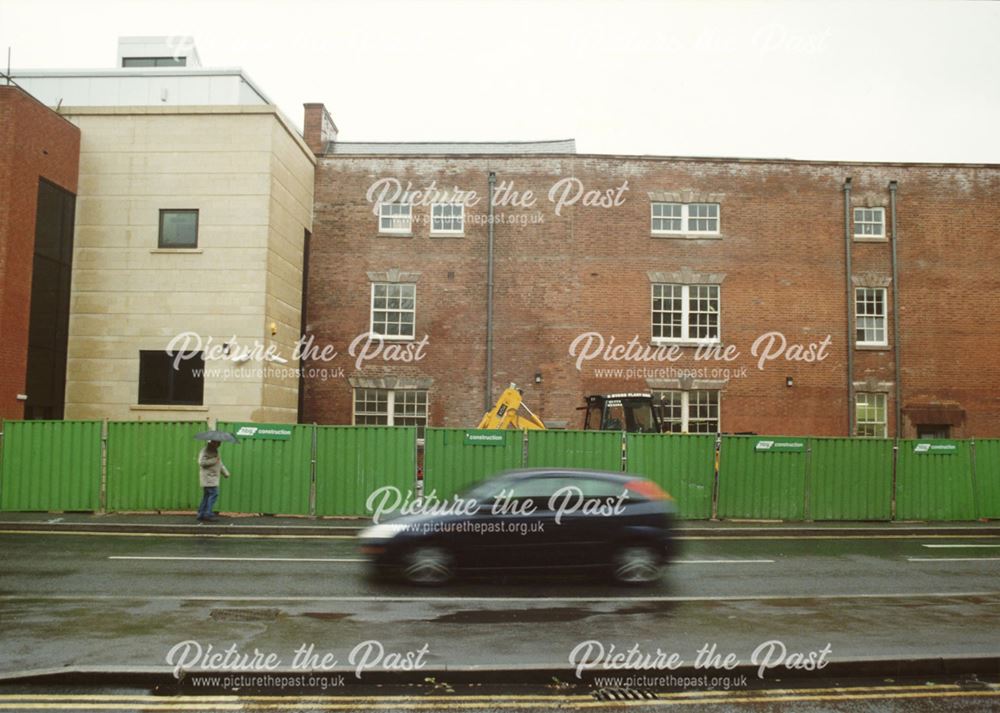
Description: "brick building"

(301, 103), (1000, 439)
(0, 84), (80, 420)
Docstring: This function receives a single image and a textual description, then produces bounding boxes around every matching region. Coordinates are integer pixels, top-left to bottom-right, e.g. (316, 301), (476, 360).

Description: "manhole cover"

(592, 687), (659, 701)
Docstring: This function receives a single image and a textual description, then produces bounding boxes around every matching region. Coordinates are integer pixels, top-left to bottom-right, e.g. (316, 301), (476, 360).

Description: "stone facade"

(63, 106), (315, 423)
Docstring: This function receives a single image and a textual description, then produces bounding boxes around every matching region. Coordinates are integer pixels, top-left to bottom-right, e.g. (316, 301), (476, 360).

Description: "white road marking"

(105, 555), (773, 565)
(676, 559), (775, 564)
(108, 556), (366, 563)
(908, 557), (1000, 562)
(1, 591), (997, 604)
(921, 544), (1000, 548)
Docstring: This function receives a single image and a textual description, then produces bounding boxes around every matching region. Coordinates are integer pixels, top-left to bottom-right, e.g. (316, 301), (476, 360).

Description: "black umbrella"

(194, 430), (240, 444)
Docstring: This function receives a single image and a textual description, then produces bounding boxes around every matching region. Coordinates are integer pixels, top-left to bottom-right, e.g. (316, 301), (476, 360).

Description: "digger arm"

(478, 384), (546, 430)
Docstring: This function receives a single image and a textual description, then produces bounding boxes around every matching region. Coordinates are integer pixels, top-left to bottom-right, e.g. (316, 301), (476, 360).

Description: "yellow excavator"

(477, 384), (547, 430)
(479, 384), (663, 433)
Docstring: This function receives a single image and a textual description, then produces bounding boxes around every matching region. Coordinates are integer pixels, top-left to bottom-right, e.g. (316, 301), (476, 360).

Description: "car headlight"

(358, 523), (408, 540)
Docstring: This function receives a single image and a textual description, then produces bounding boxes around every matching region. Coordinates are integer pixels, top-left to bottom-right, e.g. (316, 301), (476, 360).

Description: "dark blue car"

(358, 469), (676, 585)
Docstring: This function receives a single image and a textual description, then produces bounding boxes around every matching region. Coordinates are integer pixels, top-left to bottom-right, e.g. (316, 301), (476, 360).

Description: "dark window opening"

(158, 209), (199, 248)
(24, 179), (76, 420)
(917, 424), (951, 439)
(138, 350), (204, 405)
(122, 57), (187, 67)
(297, 229), (311, 423)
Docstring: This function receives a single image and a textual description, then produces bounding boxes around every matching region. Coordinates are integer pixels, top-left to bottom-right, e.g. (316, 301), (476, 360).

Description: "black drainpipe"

(889, 180), (902, 437)
(485, 172), (496, 411)
(843, 177), (854, 436)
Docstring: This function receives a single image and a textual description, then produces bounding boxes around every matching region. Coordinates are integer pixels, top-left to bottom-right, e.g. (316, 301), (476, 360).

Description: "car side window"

(571, 477), (632, 500)
(501, 477), (573, 512)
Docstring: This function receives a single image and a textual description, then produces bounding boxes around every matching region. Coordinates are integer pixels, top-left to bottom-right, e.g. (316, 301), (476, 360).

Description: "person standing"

(197, 440), (230, 522)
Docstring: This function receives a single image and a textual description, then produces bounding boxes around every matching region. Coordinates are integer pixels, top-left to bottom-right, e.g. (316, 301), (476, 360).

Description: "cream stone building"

(14, 38), (315, 423)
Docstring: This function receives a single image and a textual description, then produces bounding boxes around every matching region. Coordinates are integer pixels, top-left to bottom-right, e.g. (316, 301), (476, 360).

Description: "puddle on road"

(429, 602), (676, 624)
(431, 607), (593, 624)
(209, 608), (282, 622)
(300, 611), (351, 621)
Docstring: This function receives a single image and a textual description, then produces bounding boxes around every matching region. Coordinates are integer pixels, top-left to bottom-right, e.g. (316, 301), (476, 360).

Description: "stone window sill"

(150, 248), (203, 254)
(855, 344), (891, 351)
(651, 233), (723, 241)
(651, 341), (725, 349)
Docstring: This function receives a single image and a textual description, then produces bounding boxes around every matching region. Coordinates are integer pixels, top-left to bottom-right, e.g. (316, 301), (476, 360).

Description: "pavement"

(2, 510), (998, 536)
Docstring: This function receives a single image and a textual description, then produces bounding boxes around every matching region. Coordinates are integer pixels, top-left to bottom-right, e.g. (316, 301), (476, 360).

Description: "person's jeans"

(197, 486), (219, 519)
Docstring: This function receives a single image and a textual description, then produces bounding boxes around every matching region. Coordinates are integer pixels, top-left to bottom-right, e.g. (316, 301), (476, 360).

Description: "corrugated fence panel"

(717, 436), (807, 520)
(974, 440), (1000, 519)
(895, 440), (975, 520)
(215, 422), (312, 515)
(810, 437), (893, 520)
(315, 426), (416, 517)
(106, 421), (208, 511)
(625, 434), (715, 519)
(526, 430), (623, 472)
(0, 420), (102, 511)
(423, 428), (523, 499)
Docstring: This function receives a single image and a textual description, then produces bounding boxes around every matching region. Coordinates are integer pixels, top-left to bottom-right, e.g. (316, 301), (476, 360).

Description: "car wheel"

(612, 543), (662, 585)
(401, 545), (454, 585)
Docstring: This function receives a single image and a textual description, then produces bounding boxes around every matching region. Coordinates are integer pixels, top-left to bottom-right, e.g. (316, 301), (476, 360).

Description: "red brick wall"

(0, 86), (80, 421)
(303, 153), (1000, 438)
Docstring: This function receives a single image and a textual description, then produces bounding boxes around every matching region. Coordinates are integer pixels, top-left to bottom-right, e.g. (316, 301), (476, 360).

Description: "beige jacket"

(198, 447), (231, 487)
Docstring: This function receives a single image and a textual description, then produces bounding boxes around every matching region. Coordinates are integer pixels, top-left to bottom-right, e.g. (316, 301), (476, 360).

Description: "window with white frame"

(379, 203), (412, 234)
(855, 392), (887, 437)
(855, 288), (887, 346)
(853, 207), (885, 238)
(371, 283), (416, 338)
(654, 390), (720, 433)
(651, 202), (720, 235)
(652, 284), (720, 343)
(431, 203), (464, 234)
(651, 203), (682, 233)
(354, 388), (428, 436)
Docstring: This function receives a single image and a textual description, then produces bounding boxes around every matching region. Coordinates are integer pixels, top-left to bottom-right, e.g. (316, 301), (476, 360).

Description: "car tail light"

(625, 479), (673, 501)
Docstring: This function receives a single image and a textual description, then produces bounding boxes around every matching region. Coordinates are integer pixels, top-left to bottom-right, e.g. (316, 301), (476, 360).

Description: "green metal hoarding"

(895, 439), (975, 520)
(314, 426), (416, 517)
(106, 420), (209, 511)
(0, 420), (102, 511)
(717, 435), (807, 519)
(526, 429), (623, 472)
(809, 437), (893, 520)
(625, 433), (715, 519)
(215, 421), (312, 515)
(423, 428), (523, 499)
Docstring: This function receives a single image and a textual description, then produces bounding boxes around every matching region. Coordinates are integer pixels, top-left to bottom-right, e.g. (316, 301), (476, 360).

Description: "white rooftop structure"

(11, 36), (272, 108)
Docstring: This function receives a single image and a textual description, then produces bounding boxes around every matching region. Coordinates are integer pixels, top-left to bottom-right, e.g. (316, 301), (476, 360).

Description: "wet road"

(1, 528), (998, 683)
(1, 682), (1000, 712)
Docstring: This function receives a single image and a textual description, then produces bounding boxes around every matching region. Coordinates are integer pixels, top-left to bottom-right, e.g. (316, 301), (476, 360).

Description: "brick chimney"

(303, 103), (338, 155)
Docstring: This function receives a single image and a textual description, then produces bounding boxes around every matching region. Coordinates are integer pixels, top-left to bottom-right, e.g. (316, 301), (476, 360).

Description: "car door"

(466, 475), (578, 570)
(542, 476), (633, 568)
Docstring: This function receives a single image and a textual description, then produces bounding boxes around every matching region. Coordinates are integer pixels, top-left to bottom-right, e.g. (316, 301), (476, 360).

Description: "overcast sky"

(2, 0), (998, 162)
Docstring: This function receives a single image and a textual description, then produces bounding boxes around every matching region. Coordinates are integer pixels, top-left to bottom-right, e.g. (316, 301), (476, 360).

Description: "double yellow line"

(1, 684), (998, 710)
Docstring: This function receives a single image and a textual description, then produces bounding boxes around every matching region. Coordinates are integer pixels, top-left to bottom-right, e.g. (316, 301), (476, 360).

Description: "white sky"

(2, 0), (998, 162)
